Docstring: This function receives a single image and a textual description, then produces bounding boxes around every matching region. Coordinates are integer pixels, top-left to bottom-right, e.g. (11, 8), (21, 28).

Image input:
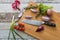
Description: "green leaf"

(8, 30), (11, 40)
(12, 31), (16, 40)
(14, 30), (24, 40)
(35, 13), (41, 18)
(10, 21), (15, 31)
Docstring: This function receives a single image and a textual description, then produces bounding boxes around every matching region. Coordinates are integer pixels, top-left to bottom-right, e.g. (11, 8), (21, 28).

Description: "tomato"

(19, 28), (21, 31)
(14, 25), (17, 29)
(18, 27), (25, 31)
(15, 26), (19, 30)
(21, 27), (25, 31)
(18, 22), (25, 27)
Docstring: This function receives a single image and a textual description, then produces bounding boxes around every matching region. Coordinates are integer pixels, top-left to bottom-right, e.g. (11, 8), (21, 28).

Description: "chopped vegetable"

(25, 16), (32, 19)
(30, 9), (38, 13)
(42, 16), (50, 22)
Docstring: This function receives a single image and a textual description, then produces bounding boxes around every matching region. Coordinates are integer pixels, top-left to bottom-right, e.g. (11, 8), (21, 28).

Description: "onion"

(47, 9), (53, 16)
(42, 16), (50, 21)
(25, 16), (32, 19)
(36, 26), (44, 32)
(30, 9), (37, 13)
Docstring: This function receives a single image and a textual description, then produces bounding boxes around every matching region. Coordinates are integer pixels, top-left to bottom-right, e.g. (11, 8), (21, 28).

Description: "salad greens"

(36, 3), (53, 18)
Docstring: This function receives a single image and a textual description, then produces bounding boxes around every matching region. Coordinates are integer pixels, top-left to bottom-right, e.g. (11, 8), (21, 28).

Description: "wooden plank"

(19, 2), (60, 40)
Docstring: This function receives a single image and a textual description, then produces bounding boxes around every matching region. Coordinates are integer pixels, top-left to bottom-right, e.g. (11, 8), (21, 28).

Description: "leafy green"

(36, 3), (53, 18)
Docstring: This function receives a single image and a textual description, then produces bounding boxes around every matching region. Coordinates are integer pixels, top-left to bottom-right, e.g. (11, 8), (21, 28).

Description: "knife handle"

(44, 22), (56, 27)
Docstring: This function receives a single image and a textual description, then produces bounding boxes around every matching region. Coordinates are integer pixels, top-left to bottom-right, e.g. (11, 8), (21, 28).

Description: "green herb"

(35, 3), (53, 18)
(24, 6), (38, 10)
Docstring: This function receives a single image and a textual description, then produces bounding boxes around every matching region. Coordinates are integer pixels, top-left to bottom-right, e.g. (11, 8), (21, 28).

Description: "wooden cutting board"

(19, 2), (60, 40)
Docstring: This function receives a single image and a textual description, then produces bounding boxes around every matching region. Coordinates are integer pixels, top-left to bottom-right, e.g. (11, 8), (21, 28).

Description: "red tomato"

(18, 22), (25, 27)
(19, 28), (21, 31)
(21, 27), (25, 31)
(14, 25), (17, 29)
(15, 26), (19, 30)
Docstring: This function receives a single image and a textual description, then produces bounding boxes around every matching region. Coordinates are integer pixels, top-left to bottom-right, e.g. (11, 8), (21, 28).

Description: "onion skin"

(25, 16), (32, 19)
(42, 16), (50, 22)
(47, 9), (53, 17)
(30, 9), (38, 13)
(36, 26), (44, 32)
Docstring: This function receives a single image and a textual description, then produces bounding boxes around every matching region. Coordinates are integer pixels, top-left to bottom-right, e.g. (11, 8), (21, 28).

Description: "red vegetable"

(36, 26), (44, 32)
(18, 27), (25, 31)
(14, 25), (17, 29)
(12, 0), (20, 10)
(21, 27), (25, 31)
(19, 28), (21, 30)
(16, 27), (19, 30)
(12, 3), (17, 10)
(18, 22), (25, 27)
(14, 25), (19, 30)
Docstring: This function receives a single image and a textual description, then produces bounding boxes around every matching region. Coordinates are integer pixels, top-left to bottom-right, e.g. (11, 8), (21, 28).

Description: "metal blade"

(22, 19), (44, 26)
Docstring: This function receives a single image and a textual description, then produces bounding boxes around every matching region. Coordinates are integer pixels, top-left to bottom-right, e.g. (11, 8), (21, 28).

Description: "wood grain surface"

(19, 2), (60, 40)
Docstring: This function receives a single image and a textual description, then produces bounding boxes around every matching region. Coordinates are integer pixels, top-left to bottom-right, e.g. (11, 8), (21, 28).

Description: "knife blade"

(22, 19), (44, 26)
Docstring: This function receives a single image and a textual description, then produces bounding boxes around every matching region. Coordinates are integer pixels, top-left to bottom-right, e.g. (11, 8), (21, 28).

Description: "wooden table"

(19, 2), (60, 40)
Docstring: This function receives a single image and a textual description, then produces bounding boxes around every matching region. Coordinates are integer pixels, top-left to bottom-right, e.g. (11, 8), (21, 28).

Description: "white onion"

(42, 16), (50, 21)
(25, 16), (32, 19)
(30, 9), (37, 13)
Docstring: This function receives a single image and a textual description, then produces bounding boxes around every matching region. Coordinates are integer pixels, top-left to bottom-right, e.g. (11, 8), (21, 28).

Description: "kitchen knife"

(22, 19), (56, 27)
(22, 19), (44, 26)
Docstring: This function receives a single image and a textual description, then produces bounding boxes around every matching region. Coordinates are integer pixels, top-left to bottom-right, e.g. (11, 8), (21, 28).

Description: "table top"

(19, 2), (60, 40)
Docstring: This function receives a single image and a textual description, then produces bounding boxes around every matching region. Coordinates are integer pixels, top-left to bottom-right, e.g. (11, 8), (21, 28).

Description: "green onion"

(8, 30), (11, 40)
(14, 30), (24, 40)
(12, 31), (16, 40)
